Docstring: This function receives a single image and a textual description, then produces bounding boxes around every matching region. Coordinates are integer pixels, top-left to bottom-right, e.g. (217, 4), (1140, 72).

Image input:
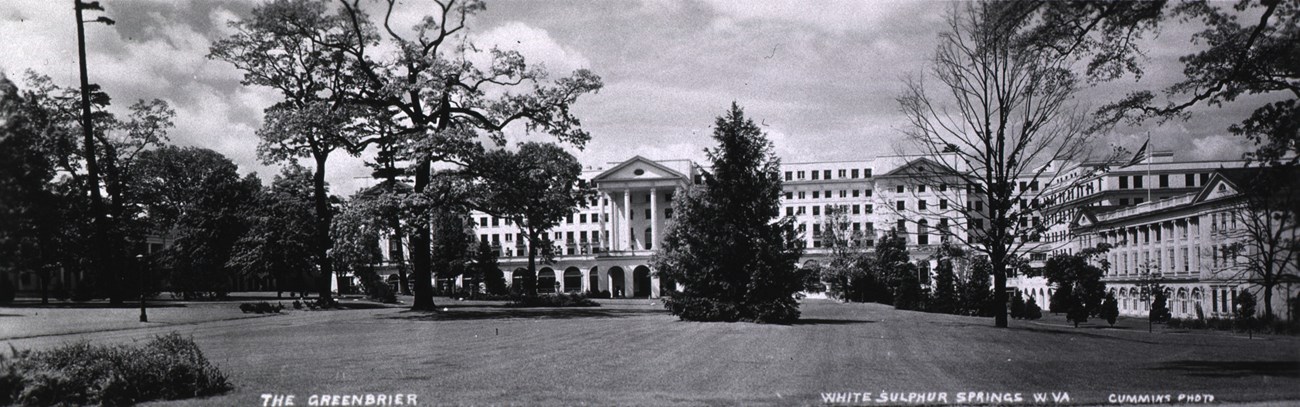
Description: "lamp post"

(136, 253), (147, 322)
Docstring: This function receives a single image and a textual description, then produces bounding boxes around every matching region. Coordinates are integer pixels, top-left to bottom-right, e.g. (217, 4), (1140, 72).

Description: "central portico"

(587, 156), (701, 297)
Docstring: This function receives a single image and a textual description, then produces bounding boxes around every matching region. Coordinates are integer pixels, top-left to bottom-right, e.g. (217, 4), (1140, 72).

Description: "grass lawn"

(4, 298), (1299, 406)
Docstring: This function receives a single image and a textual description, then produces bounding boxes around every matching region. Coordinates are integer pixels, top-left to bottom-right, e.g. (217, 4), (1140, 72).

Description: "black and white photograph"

(0, 0), (1297, 405)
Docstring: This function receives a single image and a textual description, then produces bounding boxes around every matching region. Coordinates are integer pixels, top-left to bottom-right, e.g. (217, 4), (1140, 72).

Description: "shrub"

(1009, 291), (1026, 319)
(586, 290), (612, 299)
(0, 276), (14, 304)
(1149, 290), (1172, 324)
(0, 333), (231, 406)
(1100, 292), (1119, 326)
(1024, 297), (1043, 320)
(506, 293), (599, 308)
(238, 302), (284, 314)
(663, 297), (742, 322)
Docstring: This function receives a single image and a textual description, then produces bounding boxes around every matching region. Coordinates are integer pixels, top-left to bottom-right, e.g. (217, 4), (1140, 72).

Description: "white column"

(610, 192), (619, 252)
(650, 187), (658, 250)
(598, 193), (608, 251)
(623, 189), (632, 251)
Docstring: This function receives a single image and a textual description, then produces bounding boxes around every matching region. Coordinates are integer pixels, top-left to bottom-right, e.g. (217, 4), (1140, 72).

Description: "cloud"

(470, 21), (592, 78)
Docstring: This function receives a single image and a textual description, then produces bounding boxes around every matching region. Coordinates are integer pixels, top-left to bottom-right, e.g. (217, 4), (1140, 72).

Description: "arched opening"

(633, 265), (651, 298)
(1120, 288), (1128, 311)
(512, 268), (535, 294)
(563, 267), (582, 293)
(609, 267), (626, 298)
(538, 267), (557, 293)
(588, 266), (599, 294)
(916, 261), (931, 285)
(1177, 288), (1188, 315)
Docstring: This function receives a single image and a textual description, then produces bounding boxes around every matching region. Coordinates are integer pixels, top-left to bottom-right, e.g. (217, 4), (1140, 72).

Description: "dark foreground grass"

(11, 300), (1300, 406)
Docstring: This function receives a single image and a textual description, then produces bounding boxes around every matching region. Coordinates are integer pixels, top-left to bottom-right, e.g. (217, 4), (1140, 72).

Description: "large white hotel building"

(373, 152), (1296, 319)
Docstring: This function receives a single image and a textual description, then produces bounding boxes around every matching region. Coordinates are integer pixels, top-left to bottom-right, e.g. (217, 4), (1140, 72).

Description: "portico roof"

(591, 155), (691, 186)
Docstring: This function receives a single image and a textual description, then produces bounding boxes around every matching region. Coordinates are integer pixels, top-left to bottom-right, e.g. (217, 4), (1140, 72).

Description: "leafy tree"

(1101, 291), (1119, 326)
(21, 73), (175, 302)
(653, 103), (805, 323)
(929, 258), (959, 314)
(473, 240), (505, 295)
(210, 0), (371, 303)
(1098, 0), (1298, 166)
(959, 257), (995, 317)
(230, 0), (603, 311)
(430, 207), (474, 294)
(893, 270), (925, 311)
(896, 1), (1156, 328)
(819, 206), (870, 301)
(0, 74), (63, 304)
(134, 146), (259, 299)
(330, 180), (413, 296)
(1037, 246), (1109, 326)
(229, 163), (319, 297)
(872, 230), (914, 305)
(471, 143), (590, 291)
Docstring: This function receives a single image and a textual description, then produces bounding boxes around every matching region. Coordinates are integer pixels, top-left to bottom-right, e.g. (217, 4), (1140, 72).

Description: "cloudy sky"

(0, 0), (1254, 195)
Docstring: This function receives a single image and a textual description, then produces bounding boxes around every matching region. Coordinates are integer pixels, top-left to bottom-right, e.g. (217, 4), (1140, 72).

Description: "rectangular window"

(1134, 175), (1144, 188)
(851, 169), (860, 178)
(786, 207), (794, 217)
(565, 214), (573, 224)
(896, 185), (905, 193)
(852, 204), (861, 215)
(939, 199), (948, 210)
(865, 204), (873, 213)
(1120, 198), (1129, 206)
(852, 190), (860, 198)
(812, 206), (821, 216)
(797, 206), (806, 215)
(812, 171), (820, 180)
(644, 208), (651, 219)
(840, 190), (847, 198)
(1159, 174), (1169, 188)
(973, 219), (983, 230)
(480, 217), (488, 227)
(1200, 173), (1210, 184)
(918, 185), (927, 193)
(838, 169), (846, 178)
(580, 214), (587, 223)
(897, 201), (905, 211)
(919, 200), (927, 211)
(785, 171), (793, 181)
(1185, 173), (1195, 187)
(798, 191), (806, 199)
(864, 189), (873, 197)
(785, 192), (793, 200)
(897, 219), (906, 232)
(812, 191), (820, 199)
(975, 201), (984, 211)
(940, 184), (948, 192)
(864, 169), (872, 177)
(1119, 176), (1129, 189)
(824, 170), (832, 180)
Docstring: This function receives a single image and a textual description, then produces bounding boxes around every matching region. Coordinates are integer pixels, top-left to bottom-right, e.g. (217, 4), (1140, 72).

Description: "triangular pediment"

(592, 156), (689, 183)
(1193, 173), (1240, 204)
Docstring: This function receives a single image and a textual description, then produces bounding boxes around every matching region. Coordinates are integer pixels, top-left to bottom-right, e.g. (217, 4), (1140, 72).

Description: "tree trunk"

(527, 230), (538, 296)
(410, 159), (437, 310)
(313, 154), (334, 303)
(392, 217), (411, 296)
(1263, 282), (1274, 321)
(993, 252), (1008, 328)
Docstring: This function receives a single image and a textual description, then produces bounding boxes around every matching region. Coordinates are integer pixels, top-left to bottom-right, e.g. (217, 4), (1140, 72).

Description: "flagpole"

(1146, 131), (1152, 203)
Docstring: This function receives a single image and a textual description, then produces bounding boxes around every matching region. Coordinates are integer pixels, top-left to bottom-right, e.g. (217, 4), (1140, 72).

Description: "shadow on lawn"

(790, 318), (876, 325)
(1148, 360), (1300, 378)
(1012, 325), (1161, 345)
(385, 306), (668, 321)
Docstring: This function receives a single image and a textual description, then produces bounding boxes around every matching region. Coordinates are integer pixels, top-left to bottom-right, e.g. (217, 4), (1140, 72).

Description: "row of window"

(784, 189), (873, 200)
(784, 168), (873, 181)
(1116, 173), (1212, 190)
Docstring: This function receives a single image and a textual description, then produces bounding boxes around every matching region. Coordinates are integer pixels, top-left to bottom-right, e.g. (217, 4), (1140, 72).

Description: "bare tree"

(896, 2), (1103, 327)
(1222, 168), (1299, 321)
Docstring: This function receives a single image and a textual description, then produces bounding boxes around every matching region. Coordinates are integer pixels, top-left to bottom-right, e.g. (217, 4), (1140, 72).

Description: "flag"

(1122, 139), (1148, 168)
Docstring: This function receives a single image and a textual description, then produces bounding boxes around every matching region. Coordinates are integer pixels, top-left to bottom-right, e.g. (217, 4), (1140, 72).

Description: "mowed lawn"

(5, 298), (1299, 406)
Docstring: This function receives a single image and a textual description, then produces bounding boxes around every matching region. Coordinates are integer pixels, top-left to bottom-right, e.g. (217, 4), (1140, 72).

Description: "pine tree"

(1024, 297), (1043, 320)
(929, 258), (959, 314)
(653, 103), (805, 323)
(475, 241), (506, 295)
(1150, 290), (1172, 324)
(959, 257), (994, 317)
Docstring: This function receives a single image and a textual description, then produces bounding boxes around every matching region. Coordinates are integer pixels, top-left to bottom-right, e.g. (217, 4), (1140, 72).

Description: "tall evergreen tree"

(1100, 292), (1119, 326)
(959, 257), (995, 317)
(474, 240), (505, 295)
(653, 103), (805, 323)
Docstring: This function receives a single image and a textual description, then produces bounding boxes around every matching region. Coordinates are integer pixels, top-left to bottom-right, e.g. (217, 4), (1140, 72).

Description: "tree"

(1010, 290), (1026, 319)
(229, 163), (319, 297)
(959, 257), (995, 317)
(21, 73), (175, 302)
(653, 103), (805, 323)
(929, 243), (965, 314)
(210, 0), (371, 303)
(1036, 245), (1109, 327)
(1221, 168), (1299, 321)
(1098, 0), (1298, 166)
(474, 240), (505, 295)
(134, 146), (259, 299)
(1236, 289), (1259, 335)
(871, 230), (915, 306)
(1101, 291), (1120, 326)
(1024, 296), (1043, 320)
(0, 73), (65, 304)
(330, 180), (415, 296)
(237, 0), (603, 311)
(471, 142), (590, 292)
(894, 270), (925, 311)
(430, 207), (474, 294)
(819, 206), (870, 301)
(897, 2), (1126, 328)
